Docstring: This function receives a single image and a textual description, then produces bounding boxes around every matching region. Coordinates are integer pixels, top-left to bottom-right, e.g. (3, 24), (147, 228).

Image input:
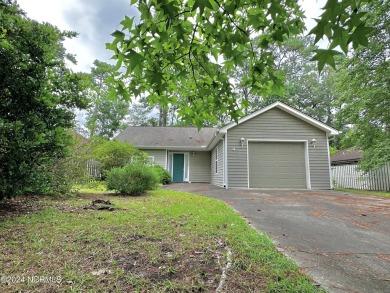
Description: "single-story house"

(116, 102), (339, 189)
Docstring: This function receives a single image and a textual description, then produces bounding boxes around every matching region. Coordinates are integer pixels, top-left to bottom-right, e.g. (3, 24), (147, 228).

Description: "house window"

(148, 156), (155, 166)
(215, 146), (218, 173)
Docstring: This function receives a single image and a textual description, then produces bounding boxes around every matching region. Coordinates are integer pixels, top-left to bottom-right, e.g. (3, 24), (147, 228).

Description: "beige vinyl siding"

(189, 151), (211, 183)
(227, 108), (331, 189)
(140, 149), (166, 168)
(211, 141), (224, 186)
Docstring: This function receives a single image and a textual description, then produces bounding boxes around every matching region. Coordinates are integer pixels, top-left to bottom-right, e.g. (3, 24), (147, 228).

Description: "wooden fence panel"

(331, 163), (390, 191)
(86, 159), (101, 179)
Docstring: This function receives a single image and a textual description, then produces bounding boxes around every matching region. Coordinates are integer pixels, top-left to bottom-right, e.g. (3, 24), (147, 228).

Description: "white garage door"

(248, 142), (307, 188)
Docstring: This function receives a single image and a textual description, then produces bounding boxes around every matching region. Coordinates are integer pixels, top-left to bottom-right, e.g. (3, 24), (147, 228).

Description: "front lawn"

(0, 189), (323, 292)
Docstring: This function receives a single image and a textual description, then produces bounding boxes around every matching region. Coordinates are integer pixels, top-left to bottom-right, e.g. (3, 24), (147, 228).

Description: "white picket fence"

(331, 163), (390, 191)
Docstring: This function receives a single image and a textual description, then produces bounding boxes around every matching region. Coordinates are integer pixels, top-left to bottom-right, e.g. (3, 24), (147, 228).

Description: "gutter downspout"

(223, 135), (228, 188)
(327, 133), (333, 189)
(221, 137), (225, 188)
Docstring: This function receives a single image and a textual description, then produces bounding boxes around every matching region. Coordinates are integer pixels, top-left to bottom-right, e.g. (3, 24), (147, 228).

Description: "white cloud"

(17, 0), (136, 72)
(17, 0), (74, 30)
(300, 0), (326, 31)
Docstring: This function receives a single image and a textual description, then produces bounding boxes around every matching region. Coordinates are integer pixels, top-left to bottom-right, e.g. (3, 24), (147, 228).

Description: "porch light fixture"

(240, 137), (245, 147)
(192, 151), (196, 157)
(311, 138), (317, 148)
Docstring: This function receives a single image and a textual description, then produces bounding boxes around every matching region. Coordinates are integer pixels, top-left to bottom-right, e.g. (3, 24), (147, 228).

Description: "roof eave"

(136, 146), (209, 151)
(205, 131), (225, 150)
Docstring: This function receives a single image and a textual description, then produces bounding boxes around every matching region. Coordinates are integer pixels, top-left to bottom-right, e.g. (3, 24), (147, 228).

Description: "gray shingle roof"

(115, 126), (217, 149)
(331, 148), (362, 165)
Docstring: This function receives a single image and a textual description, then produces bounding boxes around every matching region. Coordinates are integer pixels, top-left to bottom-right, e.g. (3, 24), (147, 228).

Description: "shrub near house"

(106, 163), (159, 196)
(153, 165), (172, 185)
(91, 139), (172, 195)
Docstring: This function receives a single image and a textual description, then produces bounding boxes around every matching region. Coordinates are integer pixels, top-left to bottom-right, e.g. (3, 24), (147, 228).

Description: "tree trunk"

(159, 105), (167, 127)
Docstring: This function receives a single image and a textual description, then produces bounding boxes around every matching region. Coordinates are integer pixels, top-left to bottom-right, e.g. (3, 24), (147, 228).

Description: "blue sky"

(17, 0), (325, 73)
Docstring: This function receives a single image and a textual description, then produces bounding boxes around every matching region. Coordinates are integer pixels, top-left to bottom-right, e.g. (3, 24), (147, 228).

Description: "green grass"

(0, 189), (324, 292)
(335, 187), (390, 197)
(71, 181), (112, 194)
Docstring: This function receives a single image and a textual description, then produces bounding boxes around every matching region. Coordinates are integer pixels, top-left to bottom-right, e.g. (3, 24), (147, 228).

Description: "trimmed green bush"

(106, 163), (159, 195)
(153, 165), (172, 185)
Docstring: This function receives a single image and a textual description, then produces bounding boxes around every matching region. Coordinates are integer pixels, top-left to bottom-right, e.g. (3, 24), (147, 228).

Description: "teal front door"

(173, 154), (184, 182)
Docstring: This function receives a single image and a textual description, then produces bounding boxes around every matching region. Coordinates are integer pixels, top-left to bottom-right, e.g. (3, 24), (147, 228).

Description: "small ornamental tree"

(42, 132), (95, 195)
(91, 139), (148, 178)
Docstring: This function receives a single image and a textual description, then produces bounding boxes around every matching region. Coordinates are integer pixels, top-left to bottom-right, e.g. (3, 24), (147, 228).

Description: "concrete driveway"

(162, 184), (390, 293)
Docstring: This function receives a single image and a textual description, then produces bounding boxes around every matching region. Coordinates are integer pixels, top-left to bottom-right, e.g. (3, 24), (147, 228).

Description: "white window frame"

(170, 152), (190, 182)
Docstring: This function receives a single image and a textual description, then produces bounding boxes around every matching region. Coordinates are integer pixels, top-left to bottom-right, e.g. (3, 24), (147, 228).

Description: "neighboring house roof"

(219, 102), (339, 136)
(115, 126), (217, 150)
(331, 149), (362, 165)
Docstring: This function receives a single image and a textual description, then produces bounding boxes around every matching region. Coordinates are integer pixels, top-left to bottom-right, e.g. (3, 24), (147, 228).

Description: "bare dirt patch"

(0, 196), (45, 219)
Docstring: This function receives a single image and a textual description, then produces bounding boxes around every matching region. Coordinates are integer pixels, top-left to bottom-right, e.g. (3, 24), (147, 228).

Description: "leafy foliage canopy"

(336, 0), (389, 171)
(109, 0), (373, 127)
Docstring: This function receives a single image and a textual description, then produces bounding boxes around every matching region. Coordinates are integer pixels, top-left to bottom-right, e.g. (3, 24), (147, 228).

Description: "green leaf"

(271, 29), (284, 42)
(323, 0), (343, 21)
(348, 23), (375, 48)
(347, 11), (367, 29)
(329, 26), (349, 53)
(111, 30), (125, 38)
(125, 49), (144, 70)
(105, 42), (117, 50)
(108, 87), (117, 100)
(0, 28), (7, 38)
(120, 16), (134, 30)
(309, 19), (326, 44)
(310, 49), (342, 72)
(192, 0), (213, 17)
(161, 2), (178, 17)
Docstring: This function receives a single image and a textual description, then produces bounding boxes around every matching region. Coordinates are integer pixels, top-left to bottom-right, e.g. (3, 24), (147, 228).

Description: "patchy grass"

(72, 181), (112, 194)
(0, 190), (323, 292)
(335, 187), (390, 198)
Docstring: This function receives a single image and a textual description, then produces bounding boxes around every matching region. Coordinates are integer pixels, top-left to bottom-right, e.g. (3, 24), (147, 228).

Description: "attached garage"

(248, 141), (308, 188)
(216, 102), (339, 189)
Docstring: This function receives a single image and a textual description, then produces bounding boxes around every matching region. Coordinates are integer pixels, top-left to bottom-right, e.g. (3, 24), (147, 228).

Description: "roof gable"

(219, 102), (339, 135)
